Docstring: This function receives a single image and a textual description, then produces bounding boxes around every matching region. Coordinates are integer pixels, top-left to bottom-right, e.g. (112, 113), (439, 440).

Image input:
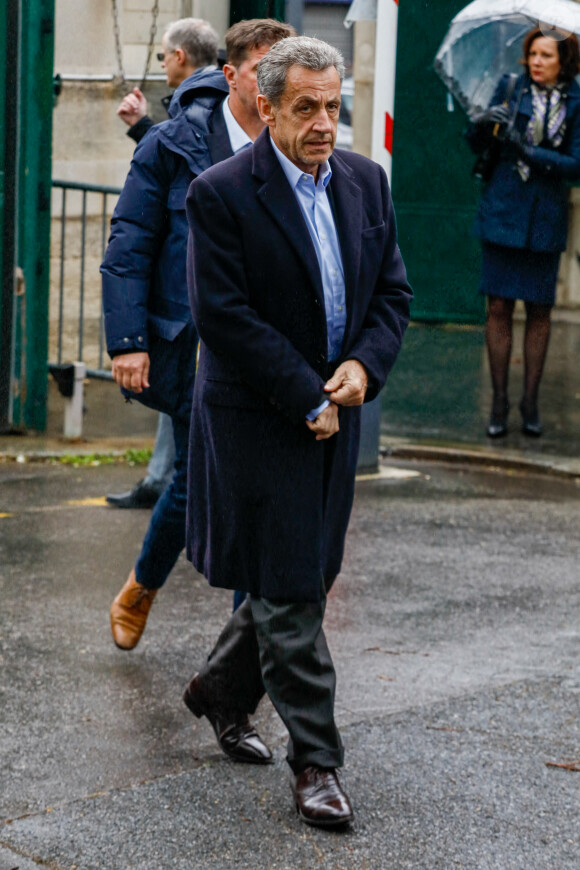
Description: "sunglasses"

(156, 50), (175, 62)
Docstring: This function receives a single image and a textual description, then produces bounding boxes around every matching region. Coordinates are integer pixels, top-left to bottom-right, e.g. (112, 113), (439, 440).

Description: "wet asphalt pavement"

(1, 458), (579, 869)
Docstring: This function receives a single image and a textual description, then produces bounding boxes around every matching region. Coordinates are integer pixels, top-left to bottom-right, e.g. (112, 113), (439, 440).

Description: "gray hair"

(257, 36), (344, 105)
(164, 18), (219, 68)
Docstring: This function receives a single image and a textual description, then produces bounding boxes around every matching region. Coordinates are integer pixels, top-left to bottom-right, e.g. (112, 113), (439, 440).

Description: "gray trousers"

(198, 594), (344, 773)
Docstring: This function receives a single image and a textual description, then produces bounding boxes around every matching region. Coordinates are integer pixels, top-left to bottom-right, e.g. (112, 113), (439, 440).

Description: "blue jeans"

(145, 412), (175, 490)
(135, 415), (189, 590)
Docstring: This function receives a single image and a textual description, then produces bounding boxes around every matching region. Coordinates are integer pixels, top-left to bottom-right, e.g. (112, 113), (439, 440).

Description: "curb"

(382, 442), (580, 482)
(2, 438), (580, 483)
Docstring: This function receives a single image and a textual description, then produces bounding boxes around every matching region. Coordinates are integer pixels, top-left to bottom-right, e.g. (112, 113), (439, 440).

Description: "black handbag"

(472, 139), (502, 182)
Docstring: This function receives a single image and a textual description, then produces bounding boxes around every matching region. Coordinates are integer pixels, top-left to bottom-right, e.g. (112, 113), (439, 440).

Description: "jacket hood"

(168, 67), (228, 118)
(155, 67), (229, 175)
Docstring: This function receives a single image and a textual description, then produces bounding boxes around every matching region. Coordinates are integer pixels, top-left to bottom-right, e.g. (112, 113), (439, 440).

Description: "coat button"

(317, 353), (326, 364)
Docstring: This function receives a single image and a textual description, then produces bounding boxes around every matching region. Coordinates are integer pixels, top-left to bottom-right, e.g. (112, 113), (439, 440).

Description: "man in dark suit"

(101, 19), (295, 657)
(184, 36), (413, 827)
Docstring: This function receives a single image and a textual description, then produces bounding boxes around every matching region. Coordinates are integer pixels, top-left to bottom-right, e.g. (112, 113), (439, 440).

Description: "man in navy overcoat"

(183, 36), (413, 827)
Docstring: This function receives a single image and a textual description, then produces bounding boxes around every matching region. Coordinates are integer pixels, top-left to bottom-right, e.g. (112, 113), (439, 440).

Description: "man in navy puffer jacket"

(101, 18), (295, 676)
(106, 17), (218, 512)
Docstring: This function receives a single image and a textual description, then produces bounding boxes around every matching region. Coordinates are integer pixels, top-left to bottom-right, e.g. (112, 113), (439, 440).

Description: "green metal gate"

(392, 1), (485, 324)
(0, 0), (55, 432)
(230, 1), (286, 25)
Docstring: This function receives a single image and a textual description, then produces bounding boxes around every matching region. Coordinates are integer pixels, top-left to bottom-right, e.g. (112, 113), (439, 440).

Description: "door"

(392, 0), (485, 324)
(0, 0), (55, 431)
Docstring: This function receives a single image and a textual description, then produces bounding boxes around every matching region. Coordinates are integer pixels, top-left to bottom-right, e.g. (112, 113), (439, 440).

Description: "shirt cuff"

(306, 399), (330, 422)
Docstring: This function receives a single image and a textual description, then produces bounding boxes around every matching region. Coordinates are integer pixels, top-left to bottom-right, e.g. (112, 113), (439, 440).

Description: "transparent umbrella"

(434, 0), (580, 118)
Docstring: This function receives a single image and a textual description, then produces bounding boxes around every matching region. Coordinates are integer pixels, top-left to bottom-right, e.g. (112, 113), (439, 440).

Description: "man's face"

(224, 44), (272, 118)
(258, 65), (341, 177)
(160, 35), (183, 89)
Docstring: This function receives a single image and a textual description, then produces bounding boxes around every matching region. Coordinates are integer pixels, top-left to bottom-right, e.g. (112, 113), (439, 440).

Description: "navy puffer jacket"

(101, 67), (229, 357)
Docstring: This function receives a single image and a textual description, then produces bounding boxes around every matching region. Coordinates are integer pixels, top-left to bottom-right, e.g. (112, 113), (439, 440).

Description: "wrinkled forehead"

(283, 65), (341, 97)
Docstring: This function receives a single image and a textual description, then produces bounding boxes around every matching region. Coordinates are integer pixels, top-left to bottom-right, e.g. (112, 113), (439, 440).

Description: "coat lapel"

(328, 151), (363, 322)
(252, 131), (325, 307)
(206, 102), (235, 166)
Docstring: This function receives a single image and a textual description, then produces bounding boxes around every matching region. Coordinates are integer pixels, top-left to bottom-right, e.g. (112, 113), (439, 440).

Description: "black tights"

(485, 295), (552, 416)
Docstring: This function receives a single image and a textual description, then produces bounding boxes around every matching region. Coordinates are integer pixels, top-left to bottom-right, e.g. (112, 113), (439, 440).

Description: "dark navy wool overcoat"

(185, 129), (413, 603)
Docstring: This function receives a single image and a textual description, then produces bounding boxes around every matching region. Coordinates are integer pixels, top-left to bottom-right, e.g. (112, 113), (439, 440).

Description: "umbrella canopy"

(434, 0), (580, 118)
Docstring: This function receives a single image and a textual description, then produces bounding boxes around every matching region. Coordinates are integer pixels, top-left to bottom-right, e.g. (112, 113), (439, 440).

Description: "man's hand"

(112, 352), (150, 393)
(306, 402), (339, 441)
(117, 87), (148, 128)
(324, 360), (368, 406)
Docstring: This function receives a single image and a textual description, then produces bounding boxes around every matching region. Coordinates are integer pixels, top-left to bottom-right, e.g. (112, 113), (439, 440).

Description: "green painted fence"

(0, 0), (55, 431)
(392, 0), (485, 324)
(230, 0), (286, 25)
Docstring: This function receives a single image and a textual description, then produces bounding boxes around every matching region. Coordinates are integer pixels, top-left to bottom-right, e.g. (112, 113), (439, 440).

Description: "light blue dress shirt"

(270, 138), (347, 420)
(222, 96), (253, 153)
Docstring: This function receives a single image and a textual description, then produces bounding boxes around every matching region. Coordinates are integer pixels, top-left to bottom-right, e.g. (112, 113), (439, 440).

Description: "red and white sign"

(371, 0), (399, 181)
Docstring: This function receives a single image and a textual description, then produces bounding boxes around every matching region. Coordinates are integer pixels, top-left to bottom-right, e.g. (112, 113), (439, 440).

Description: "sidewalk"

(1, 451), (578, 869)
(2, 319), (580, 479)
(2, 321), (579, 869)
(380, 316), (580, 479)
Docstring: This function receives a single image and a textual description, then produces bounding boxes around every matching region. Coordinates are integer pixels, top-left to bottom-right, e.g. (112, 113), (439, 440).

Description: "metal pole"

(57, 187), (66, 364)
(0, 0), (20, 431)
(99, 192), (108, 371)
(63, 361), (86, 439)
(370, 0), (399, 181)
(357, 399), (381, 474)
(285, 0), (303, 33)
(78, 190), (87, 361)
(356, 0), (400, 473)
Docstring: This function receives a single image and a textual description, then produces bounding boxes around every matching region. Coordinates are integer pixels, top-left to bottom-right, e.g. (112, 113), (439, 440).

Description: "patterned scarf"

(517, 83), (567, 181)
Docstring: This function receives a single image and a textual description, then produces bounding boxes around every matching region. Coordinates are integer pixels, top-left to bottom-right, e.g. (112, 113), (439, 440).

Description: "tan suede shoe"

(110, 569), (158, 650)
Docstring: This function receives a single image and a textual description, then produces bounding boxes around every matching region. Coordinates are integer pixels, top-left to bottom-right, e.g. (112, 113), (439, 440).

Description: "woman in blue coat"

(467, 29), (580, 437)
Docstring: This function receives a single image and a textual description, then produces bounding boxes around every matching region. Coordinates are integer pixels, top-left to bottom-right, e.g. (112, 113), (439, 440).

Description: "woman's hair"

(521, 28), (580, 83)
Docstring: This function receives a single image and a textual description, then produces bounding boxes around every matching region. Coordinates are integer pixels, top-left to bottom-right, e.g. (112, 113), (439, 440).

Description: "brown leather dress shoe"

(110, 569), (158, 650)
(183, 673), (273, 765)
(290, 766), (354, 828)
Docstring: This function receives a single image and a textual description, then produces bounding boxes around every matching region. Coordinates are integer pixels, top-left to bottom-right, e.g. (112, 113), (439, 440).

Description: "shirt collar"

(269, 135), (332, 191)
(222, 96), (253, 153)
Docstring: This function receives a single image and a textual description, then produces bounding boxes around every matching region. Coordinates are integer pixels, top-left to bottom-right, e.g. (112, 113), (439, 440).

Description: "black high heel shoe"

(519, 401), (543, 437)
(486, 399), (509, 438)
